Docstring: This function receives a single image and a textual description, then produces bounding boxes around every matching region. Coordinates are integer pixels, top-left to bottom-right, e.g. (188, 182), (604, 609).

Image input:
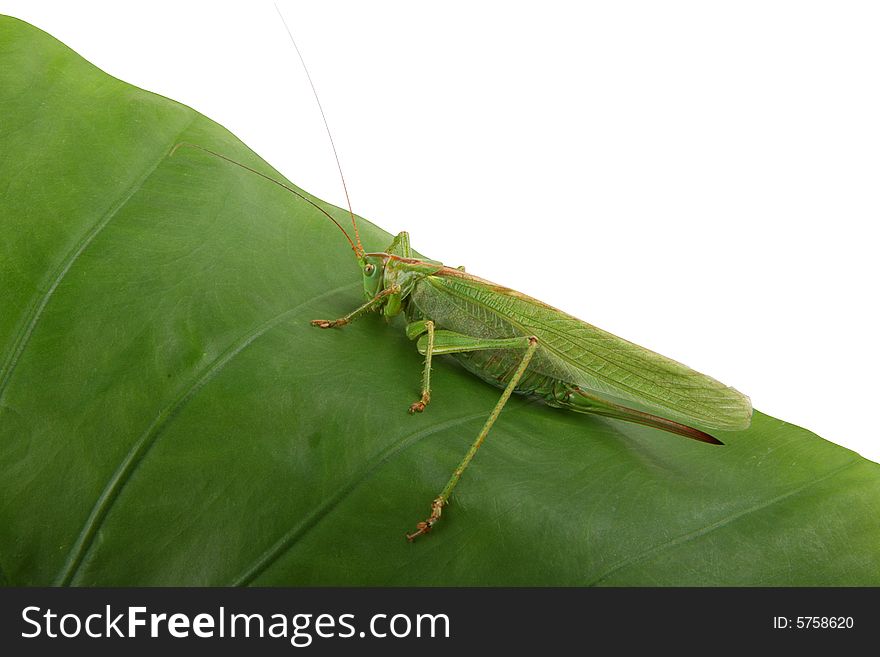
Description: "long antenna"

(274, 1), (363, 254)
(170, 142), (361, 256)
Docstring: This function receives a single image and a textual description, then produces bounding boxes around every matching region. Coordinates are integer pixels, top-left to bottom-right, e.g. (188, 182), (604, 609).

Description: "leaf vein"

(232, 412), (488, 586)
(0, 115), (198, 403)
(584, 459), (861, 585)
(54, 281), (360, 585)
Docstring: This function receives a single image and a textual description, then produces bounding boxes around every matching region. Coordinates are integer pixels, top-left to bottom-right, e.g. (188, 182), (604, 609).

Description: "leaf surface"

(1, 16), (878, 585)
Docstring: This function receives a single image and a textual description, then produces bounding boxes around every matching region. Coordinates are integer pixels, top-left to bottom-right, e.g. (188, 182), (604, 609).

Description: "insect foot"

(310, 319), (347, 329)
(405, 497), (445, 542)
(408, 392), (431, 414)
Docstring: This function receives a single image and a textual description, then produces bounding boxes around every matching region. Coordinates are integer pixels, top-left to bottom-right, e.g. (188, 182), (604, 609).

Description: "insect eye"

(364, 263), (376, 275)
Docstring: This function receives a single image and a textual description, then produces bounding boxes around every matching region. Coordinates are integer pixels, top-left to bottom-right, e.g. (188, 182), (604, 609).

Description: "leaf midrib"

(0, 114), (198, 404)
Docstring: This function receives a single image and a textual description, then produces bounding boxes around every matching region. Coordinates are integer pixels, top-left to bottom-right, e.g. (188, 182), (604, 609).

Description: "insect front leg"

(405, 333), (539, 541)
(310, 285), (399, 328)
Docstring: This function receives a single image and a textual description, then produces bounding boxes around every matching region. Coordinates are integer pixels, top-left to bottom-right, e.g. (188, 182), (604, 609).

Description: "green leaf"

(1, 15), (878, 586)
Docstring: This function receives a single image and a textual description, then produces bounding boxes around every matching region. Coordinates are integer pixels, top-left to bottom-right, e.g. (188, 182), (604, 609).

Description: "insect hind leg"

(406, 335), (539, 541)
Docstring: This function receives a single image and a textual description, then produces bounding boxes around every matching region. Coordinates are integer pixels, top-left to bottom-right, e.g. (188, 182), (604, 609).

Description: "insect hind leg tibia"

(406, 336), (539, 541)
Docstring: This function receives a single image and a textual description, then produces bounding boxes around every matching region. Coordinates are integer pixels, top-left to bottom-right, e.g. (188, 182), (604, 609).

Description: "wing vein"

(428, 275), (749, 428)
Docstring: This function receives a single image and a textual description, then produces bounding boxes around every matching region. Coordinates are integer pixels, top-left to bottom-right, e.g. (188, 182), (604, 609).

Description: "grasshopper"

(175, 142), (751, 540)
(174, 9), (752, 541)
(309, 223), (752, 540)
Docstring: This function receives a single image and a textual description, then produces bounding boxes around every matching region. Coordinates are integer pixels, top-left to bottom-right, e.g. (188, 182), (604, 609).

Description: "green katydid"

(312, 226), (752, 541)
(176, 138), (752, 541)
(173, 9), (751, 541)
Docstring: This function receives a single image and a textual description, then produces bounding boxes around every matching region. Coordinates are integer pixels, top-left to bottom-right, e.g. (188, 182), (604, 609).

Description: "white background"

(3, 1), (878, 462)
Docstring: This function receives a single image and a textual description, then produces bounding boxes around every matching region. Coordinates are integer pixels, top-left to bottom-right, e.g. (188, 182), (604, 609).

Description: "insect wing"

(429, 269), (752, 431)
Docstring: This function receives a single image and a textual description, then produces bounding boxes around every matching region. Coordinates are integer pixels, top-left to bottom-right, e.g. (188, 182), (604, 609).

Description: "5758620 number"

(799, 617), (853, 629)
(773, 616), (854, 630)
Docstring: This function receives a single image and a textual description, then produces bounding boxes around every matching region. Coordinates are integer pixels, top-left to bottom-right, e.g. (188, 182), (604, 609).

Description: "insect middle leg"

(408, 320), (434, 413)
(404, 332), (539, 541)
